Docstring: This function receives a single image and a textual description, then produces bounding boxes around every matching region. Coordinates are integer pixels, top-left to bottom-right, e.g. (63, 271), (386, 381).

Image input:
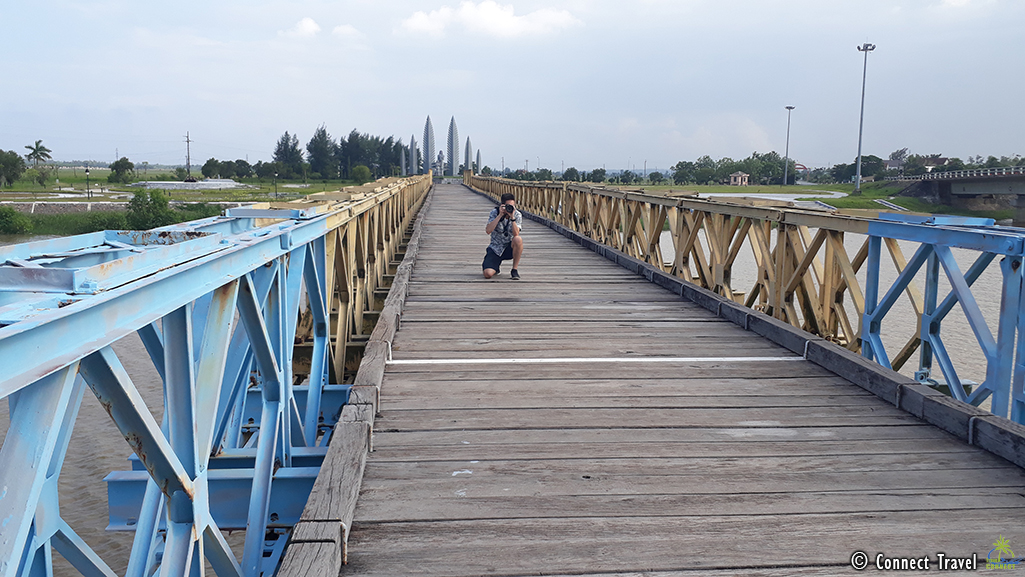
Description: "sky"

(1, 0), (1023, 173)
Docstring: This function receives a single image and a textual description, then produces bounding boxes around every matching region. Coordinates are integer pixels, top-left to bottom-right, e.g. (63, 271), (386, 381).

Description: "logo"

(986, 536), (1022, 570)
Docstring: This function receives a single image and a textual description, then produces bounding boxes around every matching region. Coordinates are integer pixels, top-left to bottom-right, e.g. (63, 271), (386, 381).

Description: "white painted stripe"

(386, 356), (804, 365)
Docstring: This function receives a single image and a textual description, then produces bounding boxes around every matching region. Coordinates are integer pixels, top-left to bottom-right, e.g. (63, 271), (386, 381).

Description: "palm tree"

(24, 140), (52, 166)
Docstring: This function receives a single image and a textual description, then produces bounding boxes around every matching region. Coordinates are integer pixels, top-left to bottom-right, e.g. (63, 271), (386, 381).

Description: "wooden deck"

(341, 183), (1025, 576)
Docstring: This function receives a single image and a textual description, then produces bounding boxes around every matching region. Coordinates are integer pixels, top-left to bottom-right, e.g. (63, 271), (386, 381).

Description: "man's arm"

(485, 210), (504, 234)
(510, 211), (521, 236)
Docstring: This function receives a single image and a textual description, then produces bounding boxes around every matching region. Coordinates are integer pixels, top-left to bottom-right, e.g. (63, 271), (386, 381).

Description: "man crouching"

(482, 192), (524, 280)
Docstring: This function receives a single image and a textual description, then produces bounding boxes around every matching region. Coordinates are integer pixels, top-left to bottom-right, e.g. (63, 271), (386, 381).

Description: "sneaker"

(510, 269), (520, 280)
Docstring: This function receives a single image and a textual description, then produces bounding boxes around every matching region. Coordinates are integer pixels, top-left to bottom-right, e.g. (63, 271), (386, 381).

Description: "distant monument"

(422, 117), (436, 176)
(446, 117), (459, 176)
(464, 137), (473, 174)
(476, 149), (481, 173)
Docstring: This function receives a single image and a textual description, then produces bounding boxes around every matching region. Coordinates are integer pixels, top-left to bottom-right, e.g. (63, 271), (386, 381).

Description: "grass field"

(0, 167), (367, 202)
(796, 181), (1015, 221)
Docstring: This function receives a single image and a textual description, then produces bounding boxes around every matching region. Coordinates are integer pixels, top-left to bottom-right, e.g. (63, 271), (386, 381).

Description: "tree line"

(486, 151), (796, 186)
(808, 148), (1025, 184)
(200, 126), (409, 184)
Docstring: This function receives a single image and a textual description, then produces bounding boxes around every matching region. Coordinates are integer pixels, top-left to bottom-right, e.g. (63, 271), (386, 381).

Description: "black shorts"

(482, 245), (513, 272)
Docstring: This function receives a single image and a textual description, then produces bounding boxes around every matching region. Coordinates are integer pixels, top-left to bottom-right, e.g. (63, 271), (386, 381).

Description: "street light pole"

(854, 42), (876, 195)
(783, 106), (795, 187)
(274, 172), (278, 199)
(85, 166), (90, 200)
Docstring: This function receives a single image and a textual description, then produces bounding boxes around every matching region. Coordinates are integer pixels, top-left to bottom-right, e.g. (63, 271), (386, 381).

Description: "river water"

(0, 227), (1009, 573)
(659, 229), (1002, 388)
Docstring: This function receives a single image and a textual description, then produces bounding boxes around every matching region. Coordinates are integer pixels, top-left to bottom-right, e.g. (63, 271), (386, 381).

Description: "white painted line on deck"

(386, 356), (805, 365)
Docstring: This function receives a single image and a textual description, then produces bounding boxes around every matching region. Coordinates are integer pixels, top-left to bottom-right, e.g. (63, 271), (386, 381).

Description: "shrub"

(0, 206), (32, 234)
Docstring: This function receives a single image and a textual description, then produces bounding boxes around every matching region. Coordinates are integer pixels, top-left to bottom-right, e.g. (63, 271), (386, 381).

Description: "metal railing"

(0, 174), (431, 577)
(467, 174), (1025, 425)
(887, 165), (1025, 181)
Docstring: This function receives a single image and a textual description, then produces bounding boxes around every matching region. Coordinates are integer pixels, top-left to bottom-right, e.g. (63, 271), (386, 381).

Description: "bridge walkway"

(341, 183), (1024, 575)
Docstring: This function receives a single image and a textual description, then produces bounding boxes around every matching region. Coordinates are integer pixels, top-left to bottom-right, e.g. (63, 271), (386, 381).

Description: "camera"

(503, 204), (514, 214)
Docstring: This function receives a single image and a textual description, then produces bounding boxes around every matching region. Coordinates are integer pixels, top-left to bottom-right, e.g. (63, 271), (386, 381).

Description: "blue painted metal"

(0, 176), (429, 577)
(862, 215), (1025, 422)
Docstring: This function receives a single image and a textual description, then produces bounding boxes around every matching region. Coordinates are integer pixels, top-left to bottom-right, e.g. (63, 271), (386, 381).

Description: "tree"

(201, 158), (221, 178)
(174, 167), (188, 180)
(859, 155), (885, 178)
(536, 168), (553, 181)
(234, 159), (253, 178)
(127, 190), (176, 230)
(0, 150), (27, 187)
(33, 166), (51, 187)
(588, 168), (606, 183)
(273, 131), (304, 178)
(562, 167), (580, 182)
(648, 171), (665, 184)
(219, 160), (237, 179)
(830, 163), (855, 182)
(24, 140), (52, 166)
(889, 147), (909, 163)
(108, 157), (136, 184)
(620, 170), (636, 184)
(481, 166), (493, 176)
(351, 165), (372, 185)
(306, 125), (338, 179)
(672, 161), (695, 184)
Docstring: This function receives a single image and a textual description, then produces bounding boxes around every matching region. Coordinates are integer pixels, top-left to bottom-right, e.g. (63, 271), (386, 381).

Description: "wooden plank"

(300, 421), (371, 538)
(380, 360), (842, 379)
(343, 510), (1018, 576)
(354, 487), (1025, 522)
(371, 423), (953, 447)
(368, 438), (975, 462)
(372, 406), (919, 431)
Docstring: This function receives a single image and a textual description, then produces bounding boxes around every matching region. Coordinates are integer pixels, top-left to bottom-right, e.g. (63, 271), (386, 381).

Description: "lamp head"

(785, 106), (795, 110)
(858, 43), (876, 52)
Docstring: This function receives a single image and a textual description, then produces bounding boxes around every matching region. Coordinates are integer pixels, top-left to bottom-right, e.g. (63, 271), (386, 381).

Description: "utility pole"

(783, 106), (795, 187)
(854, 43), (875, 195)
(184, 132), (193, 180)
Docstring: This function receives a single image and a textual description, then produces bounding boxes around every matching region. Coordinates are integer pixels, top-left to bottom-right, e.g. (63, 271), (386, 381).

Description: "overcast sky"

(2, 0), (1022, 172)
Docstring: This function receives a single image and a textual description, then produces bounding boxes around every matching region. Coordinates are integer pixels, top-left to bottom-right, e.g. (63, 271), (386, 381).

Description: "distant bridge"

(888, 165), (1025, 182)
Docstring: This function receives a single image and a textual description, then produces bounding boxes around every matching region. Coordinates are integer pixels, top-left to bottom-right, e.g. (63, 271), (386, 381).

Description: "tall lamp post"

(274, 172), (278, 200)
(783, 106), (795, 187)
(85, 166), (90, 200)
(854, 42), (876, 195)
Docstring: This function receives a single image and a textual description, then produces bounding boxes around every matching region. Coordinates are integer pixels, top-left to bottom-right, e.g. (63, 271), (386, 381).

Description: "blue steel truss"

(0, 177), (429, 577)
(862, 214), (1025, 422)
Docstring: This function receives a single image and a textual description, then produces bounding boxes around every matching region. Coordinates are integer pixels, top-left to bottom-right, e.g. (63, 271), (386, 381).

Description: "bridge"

(887, 166), (1025, 225)
(3, 175), (1025, 576)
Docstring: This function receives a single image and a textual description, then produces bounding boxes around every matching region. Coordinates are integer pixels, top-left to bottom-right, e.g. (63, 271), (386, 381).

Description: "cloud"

(400, 1), (581, 38)
(332, 24), (364, 39)
(280, 17), (321, 38)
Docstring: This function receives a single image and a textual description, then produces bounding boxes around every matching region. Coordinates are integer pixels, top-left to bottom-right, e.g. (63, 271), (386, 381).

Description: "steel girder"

(0, 175), (431, 577)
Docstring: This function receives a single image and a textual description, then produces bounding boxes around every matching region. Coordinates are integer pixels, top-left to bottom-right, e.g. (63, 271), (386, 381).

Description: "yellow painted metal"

(466, 174), (888, 350)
